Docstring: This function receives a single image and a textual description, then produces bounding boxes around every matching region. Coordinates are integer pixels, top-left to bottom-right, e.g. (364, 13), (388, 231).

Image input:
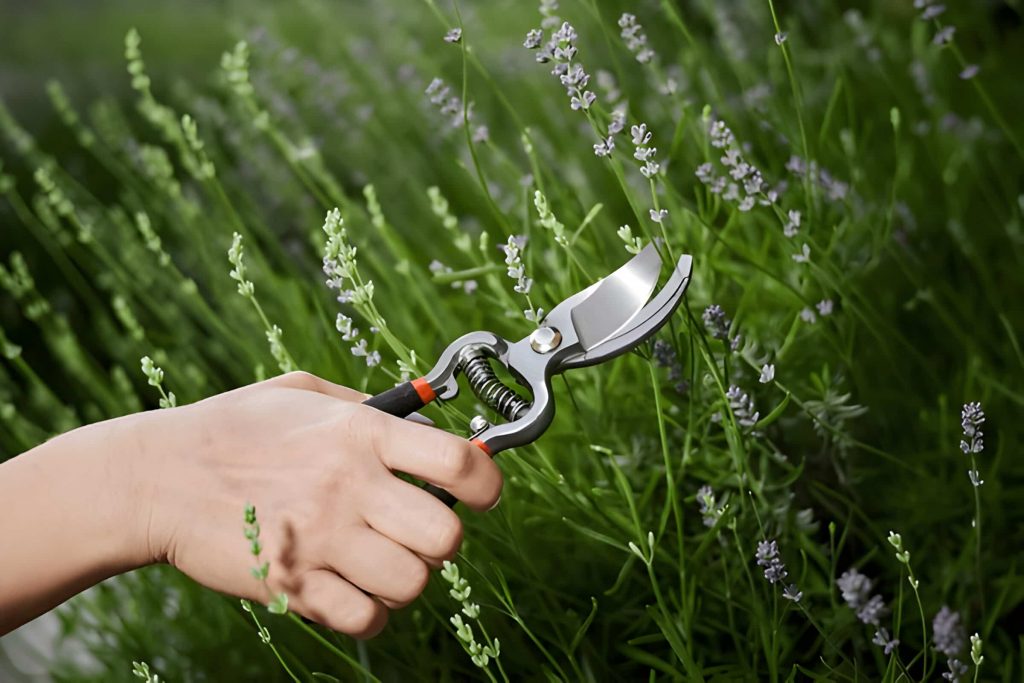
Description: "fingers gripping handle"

(363, 379), (493, 508)
(420, 437), (491, 507)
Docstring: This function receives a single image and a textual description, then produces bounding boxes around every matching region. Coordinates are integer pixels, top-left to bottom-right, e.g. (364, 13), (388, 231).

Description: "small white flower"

(759, 364), (775, 384)
(444, 28), (463, 44)
(800, 307), (817, 323)
(816, 299), (834, 316)
(933, 26), (955, 45)
(959, 64), (980, 80)
(792, 243), (811, 263)
(774, 32), (788, 46)
(650, 208), (668, 223)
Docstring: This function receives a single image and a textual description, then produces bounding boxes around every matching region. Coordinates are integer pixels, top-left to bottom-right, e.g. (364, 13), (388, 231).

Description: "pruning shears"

(363, 244), (694, 506)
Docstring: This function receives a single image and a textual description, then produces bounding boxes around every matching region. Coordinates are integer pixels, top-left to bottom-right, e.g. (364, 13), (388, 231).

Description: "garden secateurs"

(363, 244), (693, 505)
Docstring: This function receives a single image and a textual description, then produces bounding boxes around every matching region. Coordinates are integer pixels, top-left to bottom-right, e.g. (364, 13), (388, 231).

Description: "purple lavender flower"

(703, 305), (730, 341)
(960, 402), (985, 454)
(942, 658), (968, 682)
(755, 539), (788, 584)
(696, 485), (720, 527)
(782, 584), (803, 602)
(872, 628), (900, 655)
(933, 26), (956, 45)
(726, 385), (759, 429)
(838, 568), (889, 626)
(618, 13), (656, 63)
(652, 340), (687, 394)
(959, 64), (980, 80)
(857, 595), (889, 626)
(837, 568), (873, 608)
(933, 606), (966, 657)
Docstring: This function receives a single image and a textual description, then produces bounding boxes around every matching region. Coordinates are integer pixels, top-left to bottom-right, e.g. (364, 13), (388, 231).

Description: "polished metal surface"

(568, 243), (662, 350)
(417, 246), (694, 454)
(529, 326), (562, 353)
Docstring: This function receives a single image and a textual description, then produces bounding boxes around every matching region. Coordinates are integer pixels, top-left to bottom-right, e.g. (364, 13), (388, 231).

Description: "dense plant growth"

(1, 0), (1022, 680)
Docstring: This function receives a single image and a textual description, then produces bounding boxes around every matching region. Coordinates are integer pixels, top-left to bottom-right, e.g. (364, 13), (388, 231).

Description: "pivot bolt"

(469, 415), (490, 433)
(529, 326), (562, 353)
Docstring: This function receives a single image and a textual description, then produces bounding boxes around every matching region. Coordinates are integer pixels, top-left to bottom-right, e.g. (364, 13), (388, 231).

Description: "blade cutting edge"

(568, 243), (663, 350)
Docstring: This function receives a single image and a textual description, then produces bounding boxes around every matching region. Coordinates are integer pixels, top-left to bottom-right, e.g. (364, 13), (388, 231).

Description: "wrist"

(54, 410), (165, 571)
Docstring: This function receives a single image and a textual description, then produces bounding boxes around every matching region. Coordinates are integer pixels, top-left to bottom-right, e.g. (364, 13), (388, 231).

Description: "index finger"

(356, 407), (503, 512)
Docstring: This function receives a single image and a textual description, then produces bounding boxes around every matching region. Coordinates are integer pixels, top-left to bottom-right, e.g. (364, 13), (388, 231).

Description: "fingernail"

(487, 494), (502, 511)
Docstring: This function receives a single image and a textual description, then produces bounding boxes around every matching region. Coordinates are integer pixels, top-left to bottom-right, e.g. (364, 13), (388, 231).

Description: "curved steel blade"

(563, 243), (663, 351)
(564, 253), (692, 369)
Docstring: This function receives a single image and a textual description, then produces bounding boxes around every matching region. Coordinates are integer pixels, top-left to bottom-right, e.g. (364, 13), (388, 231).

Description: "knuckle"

(348, 597), (384, 634)
(282, 370), (317, 390)
(429, 510), (464, 558)
(394, 560), (430, 606)
(438, 440), (475, 482)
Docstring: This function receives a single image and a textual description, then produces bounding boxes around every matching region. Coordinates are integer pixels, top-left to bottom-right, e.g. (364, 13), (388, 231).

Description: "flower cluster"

(933, 605), (968, 681)
(322, 208), (373, 307)
(872, 628), (900, 655)
(695, 117), (776, 212)
(140, 355), (176, 409)
(243, 503), (288, 614)
(336, 313), (380, 367)
(726, 385), (759, 430)
(799, 299), (834, 325)
(618, 13), (655, 64)
(696, 485), (724, 528)
(960, 401), (985, 455)
(444, 28), (462, 44)
(526, 21), (596, 113)
(228, 232), (255, 298)
(702, 304), (741, 351)
(534, 190), (568, 247)
(502, 235), (542, 322)
(265, 325), (295, 373)
(134, 211), (171, 267)
(425, 77), (471, 129)
(652, 339), (688, 394)
(933, 606), (966, 657)
(961, 401), (985, 486)
(631, 123), (660, 178)
(755, 540), (802, 601)
(837, 568), (889, 629)
(783, 209), (801, 238)
(616, 224), (644, 254)
(441, 561), (501, 670)
(785, 155), (850, 203)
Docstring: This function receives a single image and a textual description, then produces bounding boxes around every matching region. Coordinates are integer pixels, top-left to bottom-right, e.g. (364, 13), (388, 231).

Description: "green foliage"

(2, 0), (1023, 681)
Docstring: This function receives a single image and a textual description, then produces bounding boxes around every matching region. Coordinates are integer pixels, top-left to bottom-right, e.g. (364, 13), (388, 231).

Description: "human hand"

(131, 371), (503, 638)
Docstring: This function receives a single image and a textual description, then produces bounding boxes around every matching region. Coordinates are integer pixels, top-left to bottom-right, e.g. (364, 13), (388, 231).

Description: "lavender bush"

(1, 0), (1022, 680)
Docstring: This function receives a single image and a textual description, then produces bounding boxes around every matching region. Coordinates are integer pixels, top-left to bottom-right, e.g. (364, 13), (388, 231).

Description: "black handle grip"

(362, 381), (428, 418)
(363, 380), (458, 507)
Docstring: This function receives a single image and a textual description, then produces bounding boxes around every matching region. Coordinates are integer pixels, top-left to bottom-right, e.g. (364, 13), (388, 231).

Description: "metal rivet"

(529, 326), (562, 353)
(469, 415), (490, 433)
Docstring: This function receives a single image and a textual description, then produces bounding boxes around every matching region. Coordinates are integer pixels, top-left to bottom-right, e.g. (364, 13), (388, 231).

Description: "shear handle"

(363, 377), (460, 507)
(362, 377), (437, 416)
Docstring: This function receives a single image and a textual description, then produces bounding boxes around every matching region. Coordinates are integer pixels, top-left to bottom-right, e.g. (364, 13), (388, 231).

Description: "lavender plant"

(0, 0), (1021, 680)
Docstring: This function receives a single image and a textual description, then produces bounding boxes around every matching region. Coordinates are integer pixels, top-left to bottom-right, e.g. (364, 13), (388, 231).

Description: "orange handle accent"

(411, 377), (437, 403)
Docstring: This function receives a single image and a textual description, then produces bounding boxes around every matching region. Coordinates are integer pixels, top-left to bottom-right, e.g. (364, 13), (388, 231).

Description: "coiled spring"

(459, 350), (531, 422)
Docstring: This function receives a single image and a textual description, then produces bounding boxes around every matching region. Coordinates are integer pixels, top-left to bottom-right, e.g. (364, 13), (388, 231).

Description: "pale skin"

(0, 371), (503, 637)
